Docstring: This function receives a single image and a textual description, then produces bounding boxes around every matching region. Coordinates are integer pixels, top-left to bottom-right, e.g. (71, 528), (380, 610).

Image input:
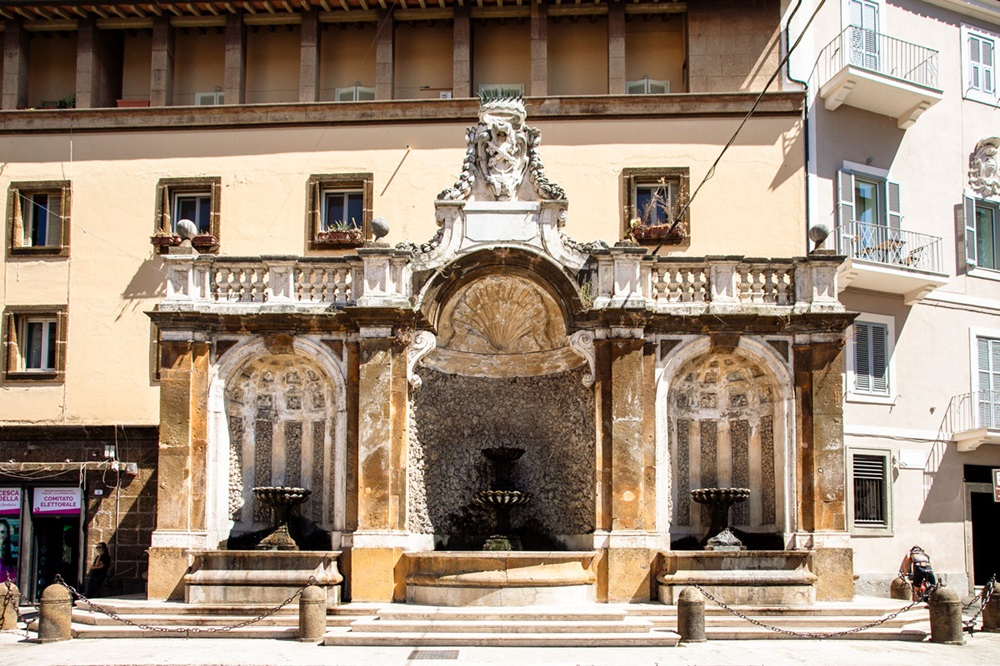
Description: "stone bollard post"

(929, 586), (964, 645)
(298, 585), (326, 643)
(677, 586), (707, 642)
(38, 584), (73, 643)
(1, 583), (20, 631)
(983, 585), (999, 633)
(890, 576), (911, 600)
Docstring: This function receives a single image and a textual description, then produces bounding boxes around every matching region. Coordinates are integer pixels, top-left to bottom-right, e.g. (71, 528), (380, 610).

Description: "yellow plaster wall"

(28, 33), (78, 108)
(625, 14), (685, 93)
(472, 20), (531, 94)
(121, 32), (153, 102)
(548, 18), (608, 96)
(246, 26), (301, 104)
(394, 22), (453, 100)
(172, 30), (225, 106)
(318, 23), (378, 100)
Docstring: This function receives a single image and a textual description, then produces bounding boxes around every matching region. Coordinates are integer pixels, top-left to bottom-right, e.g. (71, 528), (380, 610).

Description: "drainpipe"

(784, 0), (814, 254)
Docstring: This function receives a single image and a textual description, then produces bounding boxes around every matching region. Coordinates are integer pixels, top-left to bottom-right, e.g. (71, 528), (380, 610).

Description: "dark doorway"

(971, 491), (1000, 586)
(31, 517), (80, 595)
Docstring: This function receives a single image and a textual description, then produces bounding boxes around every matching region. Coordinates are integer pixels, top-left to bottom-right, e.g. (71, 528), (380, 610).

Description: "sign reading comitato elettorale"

(32, 488), (82, 516)
(0, 488), (20, 516)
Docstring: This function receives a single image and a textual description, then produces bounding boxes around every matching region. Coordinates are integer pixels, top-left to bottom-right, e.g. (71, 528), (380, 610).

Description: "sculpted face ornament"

(969, 137), (1000, 199)
(438, 92), (565, 202)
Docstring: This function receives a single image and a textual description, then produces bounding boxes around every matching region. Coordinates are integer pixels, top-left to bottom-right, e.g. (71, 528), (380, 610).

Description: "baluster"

(335, 267), (348, 304)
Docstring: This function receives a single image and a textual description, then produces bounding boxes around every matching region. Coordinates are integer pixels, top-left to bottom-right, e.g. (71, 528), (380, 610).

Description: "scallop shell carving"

(450, 277), (563, 354)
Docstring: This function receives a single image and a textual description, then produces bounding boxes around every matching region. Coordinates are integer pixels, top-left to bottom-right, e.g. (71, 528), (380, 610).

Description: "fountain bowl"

(474, 489), (532, 507)
(690, 487), (750, 505)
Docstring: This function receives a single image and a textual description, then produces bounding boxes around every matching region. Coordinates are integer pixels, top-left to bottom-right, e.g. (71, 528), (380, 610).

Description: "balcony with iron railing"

(946, 390), (1000, 452)
(835, 221), (948, 304)
(816, 27), (942, 129)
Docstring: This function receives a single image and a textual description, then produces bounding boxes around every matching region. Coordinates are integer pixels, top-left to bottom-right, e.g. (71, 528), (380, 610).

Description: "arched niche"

(207, 337), (347, 548)
(408, 259), (595, 549)
(657, 337), (795, 547)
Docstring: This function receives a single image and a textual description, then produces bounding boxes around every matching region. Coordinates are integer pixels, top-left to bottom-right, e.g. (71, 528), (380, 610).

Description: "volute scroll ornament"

(969, 137), (1000, 199)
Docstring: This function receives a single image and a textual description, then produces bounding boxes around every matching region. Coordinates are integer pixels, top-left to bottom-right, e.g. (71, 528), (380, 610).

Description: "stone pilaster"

(452, 5), (471, 99)
(375, 9), (395, 101)
(608, 1), (626, 95)
(150, 16), (175, 107)
(76, 20), (106, 108)
(299, 10), (320, 103)
(147, 337), (211, 600)
(2, 20), (29, 110)
(530, 0), (547, 97)
(224, 13), (247, 105)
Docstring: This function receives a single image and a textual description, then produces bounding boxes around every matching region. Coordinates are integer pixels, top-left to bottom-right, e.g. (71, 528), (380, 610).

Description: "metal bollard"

(984, 585), (999, 633)
(1, 583), (19, 631)
(929, 586), (964, 645)
(298, 585), (326, 643)
(677, 586), (707, 642)
(38, 584), (73, 643)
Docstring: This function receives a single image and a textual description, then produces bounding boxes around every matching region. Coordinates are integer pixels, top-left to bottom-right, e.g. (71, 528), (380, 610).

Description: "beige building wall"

(319, 23), (378, 100)
(548, 18), (608, 96)
(172, 29), (225, 106)
(688, 0), (782, 93)
(121, 32), (153, 103)
(625, 14), (685, 93)
(394, 22), (453, 100)
(472, 20), (531, 94)
(28, 32), (77, 107)
(246, 26), (301, 104)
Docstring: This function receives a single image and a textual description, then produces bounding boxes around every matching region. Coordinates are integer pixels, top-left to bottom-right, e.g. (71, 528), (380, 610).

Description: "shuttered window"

(977, 337), (1000, 429)
(854, 321), (890, 396)
(969, 33), (996, 95)
(852, 453), (888, 528)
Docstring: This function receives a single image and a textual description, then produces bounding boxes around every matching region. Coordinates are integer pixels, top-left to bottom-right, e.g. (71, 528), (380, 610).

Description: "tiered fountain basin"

(404, 551), (597, 606)
(185, 550), (344, 608)
(657, 550), (817, 605)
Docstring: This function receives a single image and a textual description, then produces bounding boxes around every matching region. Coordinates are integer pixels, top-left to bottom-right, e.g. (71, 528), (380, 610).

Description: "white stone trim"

(150, 531), (210, 549)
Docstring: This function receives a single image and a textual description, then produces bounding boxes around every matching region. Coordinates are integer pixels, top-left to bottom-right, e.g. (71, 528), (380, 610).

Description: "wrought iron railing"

(817, 27), (939, 90)
(835, 221), (944, 273)
(947, 390), (1000, 433)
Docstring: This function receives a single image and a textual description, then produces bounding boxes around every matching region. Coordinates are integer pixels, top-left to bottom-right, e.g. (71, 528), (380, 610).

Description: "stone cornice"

(0, 93), (805, 134)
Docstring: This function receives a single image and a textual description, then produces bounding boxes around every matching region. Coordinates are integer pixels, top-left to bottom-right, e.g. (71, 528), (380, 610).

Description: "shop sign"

(0, 488), (19, 516)
(994, 469), (1000, 503)
(32, 487), (82, 516)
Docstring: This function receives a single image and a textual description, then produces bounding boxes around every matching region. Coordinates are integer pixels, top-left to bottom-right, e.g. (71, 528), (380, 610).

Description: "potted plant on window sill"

(150, 232), (219, 253)
(628, 217), (688, 244)
(314, 221), (365, 247)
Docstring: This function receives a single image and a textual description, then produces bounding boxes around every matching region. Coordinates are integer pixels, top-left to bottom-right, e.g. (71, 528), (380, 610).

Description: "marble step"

(373, 607), (629, 622)
(70, 612), (360, 628)
(323, 627), (682, 647)
(348, 617), (655, 634)
(68, 624), (300, 640)
(71, 599), (378, 617)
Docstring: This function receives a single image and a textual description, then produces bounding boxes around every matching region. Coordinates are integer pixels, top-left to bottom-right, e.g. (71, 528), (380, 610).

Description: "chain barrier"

(53, 574), (317, 635)
(2, 575), (32, 639)
(690, 581), (925, 639)
(962, 573), (996, 635)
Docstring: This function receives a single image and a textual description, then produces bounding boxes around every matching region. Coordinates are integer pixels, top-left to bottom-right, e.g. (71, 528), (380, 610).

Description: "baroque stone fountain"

(253, 486), (311, 551)
(690, 487), (750, 550)
(475, 447), (532, 551)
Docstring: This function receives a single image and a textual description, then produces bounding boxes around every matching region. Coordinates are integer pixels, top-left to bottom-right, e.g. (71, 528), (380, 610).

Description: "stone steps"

(323, 626), (682, 647)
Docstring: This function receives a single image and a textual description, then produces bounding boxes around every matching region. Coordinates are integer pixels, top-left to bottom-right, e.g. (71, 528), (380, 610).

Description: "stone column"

(452, 5), (471, 99)
(224, 13), (247, 105)
(608, 1), (626, 95)
(147, 336), (211, 600)
(530, 0), (547, 97)
(349, 327), (408, 602)
(375, 9), (395, 101)
(150, 16), (175, 107)
(794, 335), (853, 601)
(605, 332), (653, 602)
(299, 10), (321, 103)
(76, 19), (104, 108)
(2, 20), (29, 110)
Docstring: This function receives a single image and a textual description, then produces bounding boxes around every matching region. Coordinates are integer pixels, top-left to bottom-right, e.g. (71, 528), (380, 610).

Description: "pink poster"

(32, 488), (82, 516)
(0, 488), (19, 516)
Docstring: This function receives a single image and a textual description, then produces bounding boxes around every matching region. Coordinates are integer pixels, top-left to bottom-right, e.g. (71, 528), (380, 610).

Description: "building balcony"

(946, 391), (1000, 452)
(835, 222), (948, 304)
(817, 27), (942, 129)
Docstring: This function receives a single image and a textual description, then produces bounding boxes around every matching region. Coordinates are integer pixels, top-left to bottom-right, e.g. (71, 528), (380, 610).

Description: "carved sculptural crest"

(438, 92), (565, 202)
(969, 137), (1000, 199)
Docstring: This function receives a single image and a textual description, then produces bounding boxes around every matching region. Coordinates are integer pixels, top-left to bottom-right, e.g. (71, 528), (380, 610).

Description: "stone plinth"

(405, 551), (597, 606)
(185, 550), (343, 609)
(657, 550), (817, 606)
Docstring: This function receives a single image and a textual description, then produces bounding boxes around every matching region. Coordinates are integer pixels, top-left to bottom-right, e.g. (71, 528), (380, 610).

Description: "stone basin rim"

(406, 550), (598, 559)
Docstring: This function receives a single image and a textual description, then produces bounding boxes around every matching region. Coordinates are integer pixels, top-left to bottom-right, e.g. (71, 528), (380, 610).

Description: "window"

(153, 177), (221, 253)
(626, 77), (670, 95)
(195, 91), (225, 106)
(3, 306), (67, 381)
(307, 173), (373, 249)
(847, 314), (894, 402)
(334, 84), (375, 102)
(975, 336), (1000, 429)
(622, 167), (690, 244)
(848, 449), (892, 534)
(6, 181), (71, 256)
(836, 166), (902, 263)
(962, 24), (998, 105)
(959, 196), (1000, 272)
(847, 0), (880, 71)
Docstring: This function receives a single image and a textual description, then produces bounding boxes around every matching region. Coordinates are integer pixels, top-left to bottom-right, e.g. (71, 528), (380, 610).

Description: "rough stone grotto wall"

(409, 366), (595, 546)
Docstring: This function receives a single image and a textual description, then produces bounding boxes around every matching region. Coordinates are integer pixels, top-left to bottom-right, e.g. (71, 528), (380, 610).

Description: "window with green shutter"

(854, 320), (890, 396)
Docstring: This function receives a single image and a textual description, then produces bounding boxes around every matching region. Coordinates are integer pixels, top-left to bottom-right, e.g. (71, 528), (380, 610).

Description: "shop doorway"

(31, 516), (81, 593)
(971, 491), (1000, 586)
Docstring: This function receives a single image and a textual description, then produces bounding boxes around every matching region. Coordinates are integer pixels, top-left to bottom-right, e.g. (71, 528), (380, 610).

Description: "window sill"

(4, 371), (63, 383)
(846, 392), (895, 405)
(151, 234), (219, 254)
(629, 225), (689, 244)
(8, 246), (69, 258)
(968, 267), (1000, 282)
